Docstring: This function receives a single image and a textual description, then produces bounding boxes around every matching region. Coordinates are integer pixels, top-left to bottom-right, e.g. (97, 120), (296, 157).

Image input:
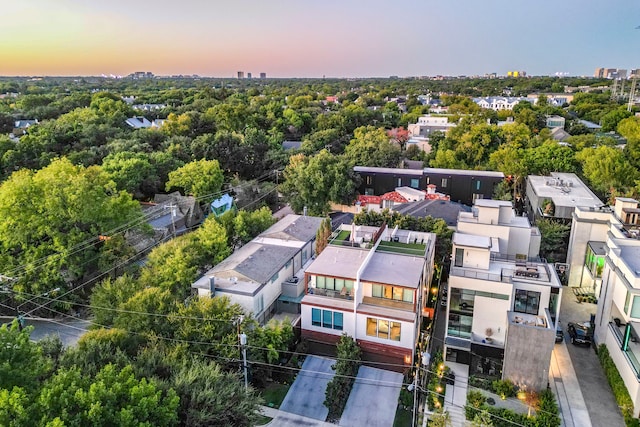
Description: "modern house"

(444, 199), (561, 391)
(408, 114), (457, 138)
(546, 115), (566, 129)
(191, 214), (324, 324)
(592, 197), (640, 416)
(301, 223), (436, 367)
(525, 173), (604, 222)
(354, 166), (504, 206)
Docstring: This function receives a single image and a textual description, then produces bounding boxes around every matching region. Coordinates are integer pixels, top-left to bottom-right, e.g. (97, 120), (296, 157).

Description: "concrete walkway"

(340, 366), (403, 427)
(442, 362), (469, 427)
(549, 342), (592, 427)
(279, 356), (335, 421)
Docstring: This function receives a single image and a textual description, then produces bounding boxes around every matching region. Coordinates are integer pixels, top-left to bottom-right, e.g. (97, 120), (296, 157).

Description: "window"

(475, 180), (481, 190)
(285, 260), (292, 269)
(514, 289), (540, 315)
(270, 272), (279, 283)
(312, 308), (321, 326)
(410, 178), (420, 189)
(441, 178), (448, 187)
(254, 294), (264, 314)
(366, 317), (401, 341)
(312, 308), (344, 330)
(371, 284), (414, 303)
(366, 176), (373, 185)
(631, 296), (640, 319)
(454, 248), (464, 267)
(323, 310), (333, 328)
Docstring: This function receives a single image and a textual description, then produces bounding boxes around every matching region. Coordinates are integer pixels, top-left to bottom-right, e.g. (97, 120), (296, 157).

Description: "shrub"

(492, 379), (517, 399)
(597, 344), (640, 427)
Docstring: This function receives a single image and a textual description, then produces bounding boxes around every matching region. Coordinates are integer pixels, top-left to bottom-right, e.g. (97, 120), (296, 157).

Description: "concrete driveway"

(560, 288), (624, 427)
(279, 355), (335, 421)
(339, 365), (403, 427)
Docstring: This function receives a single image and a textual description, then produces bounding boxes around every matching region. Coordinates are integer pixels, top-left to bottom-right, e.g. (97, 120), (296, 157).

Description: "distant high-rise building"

(247, 72), (252, 79)
(237, 71), (244, 79)
(507, 70), (526, 77)
(604, 68), (617, 79)
(260, 72), (266, 79)
(594, 68), (604, 78)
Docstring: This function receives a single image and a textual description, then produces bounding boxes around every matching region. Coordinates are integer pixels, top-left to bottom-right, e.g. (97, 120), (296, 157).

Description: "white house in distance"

(301, 224), (435, 367)
(592, 198), (640, 416)
(444, 199), (561, 391)
(472, 97), (534, 111)
(191, 214), (324, 324)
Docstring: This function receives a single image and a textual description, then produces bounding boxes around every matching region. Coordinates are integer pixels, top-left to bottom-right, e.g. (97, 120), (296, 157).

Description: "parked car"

(555, 325), (564, 343)
(567, 321), (592, 346)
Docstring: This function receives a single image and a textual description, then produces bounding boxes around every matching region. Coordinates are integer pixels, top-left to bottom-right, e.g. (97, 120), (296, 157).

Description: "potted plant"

(485, 328), (493, 343)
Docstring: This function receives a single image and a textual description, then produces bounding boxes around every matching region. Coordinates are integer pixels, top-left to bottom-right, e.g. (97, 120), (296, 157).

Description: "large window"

(447, 288), (509, 339)
(441, 178), (448, 187)
(585, 245), (605, 278)
(366, 317), (401, 341)
(311, 308), (343, 330)
(632, 296), (640, 319)
(411, 178), (420, 189)
(514, 289), (540, 315)
(371, 284), (413, 303)
(314, 275), (354, 292)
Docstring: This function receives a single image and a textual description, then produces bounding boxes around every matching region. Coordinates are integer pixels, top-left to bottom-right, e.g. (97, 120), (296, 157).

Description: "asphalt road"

(1, 316), (90, 347)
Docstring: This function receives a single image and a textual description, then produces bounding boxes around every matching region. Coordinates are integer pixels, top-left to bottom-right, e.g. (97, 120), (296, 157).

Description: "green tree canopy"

(166, 159), (224, 200)
(343, 126), (401, 168)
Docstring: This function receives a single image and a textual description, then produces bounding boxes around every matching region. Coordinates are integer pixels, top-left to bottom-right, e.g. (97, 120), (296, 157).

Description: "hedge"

(597, 344), (640, 427)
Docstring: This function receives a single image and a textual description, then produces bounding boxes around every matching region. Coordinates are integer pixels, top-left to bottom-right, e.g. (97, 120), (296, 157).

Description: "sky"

(1, 0), (639, 78)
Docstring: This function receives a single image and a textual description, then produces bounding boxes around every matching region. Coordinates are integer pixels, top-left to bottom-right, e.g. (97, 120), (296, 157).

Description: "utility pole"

(410, 351), (431, 427)
(240, 332), (248, 392)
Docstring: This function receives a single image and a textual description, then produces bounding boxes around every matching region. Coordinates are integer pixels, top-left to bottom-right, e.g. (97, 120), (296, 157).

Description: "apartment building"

(444, 199), (561, 391)
(300, 224), (435, 367)
(590, 198), (640, 416)
(191, 214), (324, 324)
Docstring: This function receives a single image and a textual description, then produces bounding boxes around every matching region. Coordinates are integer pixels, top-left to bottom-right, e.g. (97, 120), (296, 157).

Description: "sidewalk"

(549, 342), (592, 427)
(259, 405), (339, 427)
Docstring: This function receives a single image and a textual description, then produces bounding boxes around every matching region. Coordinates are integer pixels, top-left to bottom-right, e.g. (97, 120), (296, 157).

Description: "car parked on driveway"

(567, 321), (593, 346)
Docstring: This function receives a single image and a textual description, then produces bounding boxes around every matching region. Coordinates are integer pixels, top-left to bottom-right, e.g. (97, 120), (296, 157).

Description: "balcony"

(609, 321), (640, 379)
(308, 286), (353, 301)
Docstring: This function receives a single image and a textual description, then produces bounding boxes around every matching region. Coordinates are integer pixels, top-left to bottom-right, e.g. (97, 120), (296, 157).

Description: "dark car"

(555, 325), (564, 343)
(567, 321), (593, 346)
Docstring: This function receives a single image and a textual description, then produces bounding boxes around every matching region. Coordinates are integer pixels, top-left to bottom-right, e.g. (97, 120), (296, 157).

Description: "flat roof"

(528, 173), (603, 208)
(424, 168), (504, 178)
(453, 233), (492, 249)
(588, 241), (607, 256)
(360, 252), (424, 288)
(305, 246), (368, 279)
(474, 199), (512, 208)
(354, 166), (423, 176)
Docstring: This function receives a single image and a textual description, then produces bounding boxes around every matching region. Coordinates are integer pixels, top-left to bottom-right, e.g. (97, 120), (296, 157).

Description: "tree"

(0, 158), (142, 301)
(576, 145), (639, 198)
(91, 274), (146, 326)
(171, 358), (263, 427)
(166, 159), (224, 200)
(101, 151), (157, 198)
(0, 321), (51, 392)
(537, 219), (571, 263)
(324, 334), (361, 420)
(114, 287), (178, 337)
(315, 217), (332, 256)
(37, 364), (179, 427)
(619, 116), (640, 168)
(343, 126), (401, 168)
(280, 151), (357, 215)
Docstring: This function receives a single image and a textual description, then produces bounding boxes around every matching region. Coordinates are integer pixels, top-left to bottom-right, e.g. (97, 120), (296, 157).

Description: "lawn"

(377, 240), (426, 256)
(334, 230), (350, 241)
(260, 382), (291, 409)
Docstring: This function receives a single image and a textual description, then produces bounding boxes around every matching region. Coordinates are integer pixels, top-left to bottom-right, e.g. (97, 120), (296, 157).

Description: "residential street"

(2, 316), (90, 347)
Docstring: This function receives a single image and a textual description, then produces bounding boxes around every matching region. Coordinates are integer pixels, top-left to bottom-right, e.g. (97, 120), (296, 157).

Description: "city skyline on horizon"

(2, 0), (639, 78)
